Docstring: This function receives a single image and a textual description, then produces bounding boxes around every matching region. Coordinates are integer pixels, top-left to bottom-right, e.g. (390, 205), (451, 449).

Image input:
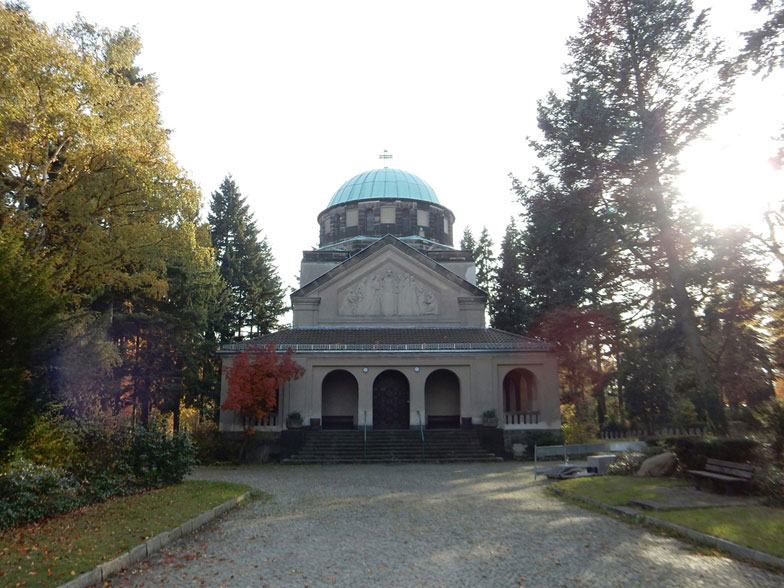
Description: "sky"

(24, 0), (784, 294)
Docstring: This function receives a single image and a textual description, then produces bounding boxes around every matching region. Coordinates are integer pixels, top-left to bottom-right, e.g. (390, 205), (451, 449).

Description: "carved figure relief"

(339, 268), (439, 316)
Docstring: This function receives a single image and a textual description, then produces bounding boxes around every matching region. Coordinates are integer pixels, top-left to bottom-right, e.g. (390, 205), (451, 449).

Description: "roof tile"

(220, 327), (550, 353)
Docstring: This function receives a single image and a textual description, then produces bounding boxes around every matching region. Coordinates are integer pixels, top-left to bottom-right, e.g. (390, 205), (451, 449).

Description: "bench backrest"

(705, 458), (754, 480)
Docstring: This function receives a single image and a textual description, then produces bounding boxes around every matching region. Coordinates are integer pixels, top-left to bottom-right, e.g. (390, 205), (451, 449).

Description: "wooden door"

(373, 370), (410, 429)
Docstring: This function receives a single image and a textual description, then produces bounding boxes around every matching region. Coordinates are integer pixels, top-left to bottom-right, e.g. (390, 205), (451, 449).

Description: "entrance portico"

(219, 167), (561, 446)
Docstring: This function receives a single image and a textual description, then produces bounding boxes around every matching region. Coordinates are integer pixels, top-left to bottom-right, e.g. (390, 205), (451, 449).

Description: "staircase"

(282, 429), (503, 464)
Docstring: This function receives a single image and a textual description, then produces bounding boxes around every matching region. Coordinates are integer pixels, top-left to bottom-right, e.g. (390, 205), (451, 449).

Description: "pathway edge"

(551, 485), (784, 571)
(58, 490), (252, 588)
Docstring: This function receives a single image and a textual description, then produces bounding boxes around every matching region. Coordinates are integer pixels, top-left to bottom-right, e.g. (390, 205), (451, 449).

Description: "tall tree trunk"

(646, 171), (726, 433)
(623, 2), (727, 433)
(140, 391), (149, 427)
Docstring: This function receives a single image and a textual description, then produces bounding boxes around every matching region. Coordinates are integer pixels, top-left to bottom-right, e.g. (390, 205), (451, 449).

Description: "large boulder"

(636, 452), (677, 477)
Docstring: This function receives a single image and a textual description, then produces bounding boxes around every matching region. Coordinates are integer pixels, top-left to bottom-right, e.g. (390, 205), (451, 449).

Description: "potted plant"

(286, 411), (303, 429)
(482, 409), (498, 428)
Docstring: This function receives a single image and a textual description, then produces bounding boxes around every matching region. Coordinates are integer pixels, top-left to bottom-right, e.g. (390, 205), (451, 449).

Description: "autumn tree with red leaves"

(222, 344), (304, 458)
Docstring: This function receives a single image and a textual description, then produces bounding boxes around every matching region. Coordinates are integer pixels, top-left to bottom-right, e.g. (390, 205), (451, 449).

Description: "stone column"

(356, 367), (374, 429)
(408, 366), (426, 430)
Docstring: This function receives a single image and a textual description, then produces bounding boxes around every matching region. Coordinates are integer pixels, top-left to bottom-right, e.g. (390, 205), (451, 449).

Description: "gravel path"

(109, 463), (782, 587)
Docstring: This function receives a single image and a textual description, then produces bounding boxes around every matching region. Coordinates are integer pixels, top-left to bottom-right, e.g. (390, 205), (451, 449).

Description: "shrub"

(752, 399), (784, 461)
(663, 436), (761, 470)
(68, 417), (131, 483)
(189, 421), (236, 465)
(523, 431), (564, 457)
(15, 409), (79, 469)
(120, 425), (196, 489)
(0, 461), (81, 529)
(561, 403), (597, 444)
(607, 446), (663, 475)
(755, 465), (784, 507)
(0, 420), (197, 528)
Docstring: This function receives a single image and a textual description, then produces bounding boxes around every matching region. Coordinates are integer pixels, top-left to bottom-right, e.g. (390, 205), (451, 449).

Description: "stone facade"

(218, 168), (560, 436)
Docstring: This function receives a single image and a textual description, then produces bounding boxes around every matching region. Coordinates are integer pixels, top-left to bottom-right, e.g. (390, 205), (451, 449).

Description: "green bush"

(524, 431), (564, 457)
(755, 465), (784, 506)
(68, 418), (131, 482)
(561, 403), (597, 444)
(189, 421), (235, 465)
(121, 425), (196, 488)
(664, 436), (760, 470)
(15, 409), (79, 469)
(752, 399), (784, 461)
(607, 446), (663, 475)
(1, 418), (196, 528)
(0, 461), (81, 529)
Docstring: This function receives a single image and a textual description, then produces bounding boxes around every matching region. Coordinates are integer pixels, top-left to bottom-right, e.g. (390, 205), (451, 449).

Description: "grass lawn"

(0, 480), (254, 588)
(553, 475), (691, 505)
(654, 506), (784, 559)
(553, 476), (784, 562)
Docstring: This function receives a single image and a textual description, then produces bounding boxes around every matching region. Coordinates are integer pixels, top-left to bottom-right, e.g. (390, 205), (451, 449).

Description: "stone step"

(295, 450), (494, 457)
(300, 442), (485, 450)
(285, 429), (502, 465)
(282, 456), (503, 465)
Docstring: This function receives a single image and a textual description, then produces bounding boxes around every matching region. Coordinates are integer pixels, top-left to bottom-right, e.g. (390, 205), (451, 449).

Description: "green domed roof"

(327, 168), (440, 207)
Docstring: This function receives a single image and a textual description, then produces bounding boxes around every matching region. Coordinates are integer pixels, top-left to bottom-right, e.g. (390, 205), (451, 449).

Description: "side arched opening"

(503, 368), (538, 425)
(322, 370), (358, 429)
(425, 369), (460, 429)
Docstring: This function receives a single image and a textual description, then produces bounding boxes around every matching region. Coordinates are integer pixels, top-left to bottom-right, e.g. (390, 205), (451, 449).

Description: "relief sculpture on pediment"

(339, 268), (439, 316)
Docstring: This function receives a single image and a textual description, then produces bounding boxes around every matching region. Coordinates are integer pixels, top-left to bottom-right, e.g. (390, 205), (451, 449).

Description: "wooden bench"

(687, 458), (754, 495)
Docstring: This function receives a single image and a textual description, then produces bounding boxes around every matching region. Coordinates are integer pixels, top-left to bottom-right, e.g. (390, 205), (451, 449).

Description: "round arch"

(373, 370), (410, 430)
(321, 369), (358, 429)
(425, 369), (460, 429)
(503, 368), (536, 414)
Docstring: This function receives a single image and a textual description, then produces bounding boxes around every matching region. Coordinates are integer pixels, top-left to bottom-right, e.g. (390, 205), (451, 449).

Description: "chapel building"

(219, 167), (560, 446)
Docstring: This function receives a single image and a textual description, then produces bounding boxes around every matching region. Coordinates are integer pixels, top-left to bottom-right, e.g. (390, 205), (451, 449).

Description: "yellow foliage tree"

(0, 7), (205, 306)
(0, 5), (217, 446)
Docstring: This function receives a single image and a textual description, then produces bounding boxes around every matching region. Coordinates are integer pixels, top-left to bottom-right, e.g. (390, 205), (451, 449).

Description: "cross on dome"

(378, 149), (393, 167)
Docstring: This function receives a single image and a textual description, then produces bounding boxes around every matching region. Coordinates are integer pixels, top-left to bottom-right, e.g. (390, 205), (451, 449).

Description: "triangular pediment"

(291, 236), (485, 327)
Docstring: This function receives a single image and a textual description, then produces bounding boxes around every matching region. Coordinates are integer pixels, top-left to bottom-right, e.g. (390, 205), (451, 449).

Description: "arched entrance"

(373, 370), (410, 429)
(503, 369), (536, 413)
(321, 370), (358, 429)
(425, 369), (460, 429)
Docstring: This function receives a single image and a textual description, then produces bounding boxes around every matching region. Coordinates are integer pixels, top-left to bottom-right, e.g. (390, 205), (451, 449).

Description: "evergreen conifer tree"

(489, 220), (527, 334)
(459, 227), (476, 252)
(474, 226), (496, 296)
(524, 0), (736, 431)
(208, 176), (286, 342)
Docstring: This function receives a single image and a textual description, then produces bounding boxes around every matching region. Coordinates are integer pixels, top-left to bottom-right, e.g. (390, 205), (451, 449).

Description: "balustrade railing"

(599, 426), (705, 439)
(252, 413), (278, 427)
(504, 411), (539, 425)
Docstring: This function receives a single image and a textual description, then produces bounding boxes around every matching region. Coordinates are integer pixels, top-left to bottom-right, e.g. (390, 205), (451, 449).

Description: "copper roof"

(220, 328), (550, 353)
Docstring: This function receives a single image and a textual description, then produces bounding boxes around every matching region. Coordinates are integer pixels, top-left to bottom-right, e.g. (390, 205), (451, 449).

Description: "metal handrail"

(363, 410), (367, 463)
(416, 410), (425, 459)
